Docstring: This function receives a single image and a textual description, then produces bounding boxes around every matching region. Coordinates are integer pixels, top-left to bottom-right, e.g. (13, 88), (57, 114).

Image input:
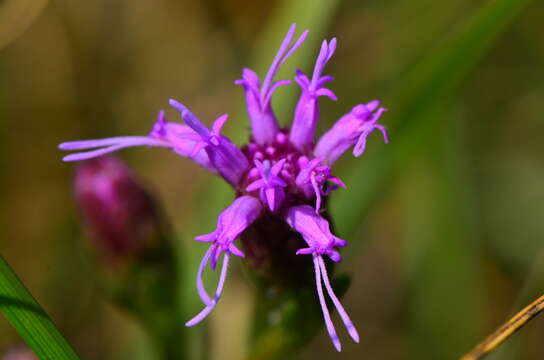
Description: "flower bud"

(2, 345), (38, 360)
(74, 155), (164, 264)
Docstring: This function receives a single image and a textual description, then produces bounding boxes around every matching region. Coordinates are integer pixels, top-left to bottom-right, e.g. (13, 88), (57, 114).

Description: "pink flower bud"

(3, 345), (38, 360)
(74, 156), (163, 264)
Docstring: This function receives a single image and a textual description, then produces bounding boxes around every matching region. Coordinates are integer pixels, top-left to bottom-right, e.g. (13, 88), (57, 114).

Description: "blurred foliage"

(1, 0), (544, 359)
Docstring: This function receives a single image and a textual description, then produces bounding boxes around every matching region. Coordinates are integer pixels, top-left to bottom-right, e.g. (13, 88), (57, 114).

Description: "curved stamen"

(313, 255), (342, 351)
(289, 38), (337, 151)
(318, 256), (360, 343)
(59, 136), (166, 150)
(261, 24), (309, 101)
(61, 138), (170, 162)
(186, 252), (231, 327)
(310, 173), (322, 213)
(310, 38), (337, 91)
(196, 247), (214, 305)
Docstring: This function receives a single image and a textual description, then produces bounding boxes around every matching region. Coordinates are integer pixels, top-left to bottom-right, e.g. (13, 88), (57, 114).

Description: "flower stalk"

(73, 156), (185, 359)
(461, 293), (544, 360)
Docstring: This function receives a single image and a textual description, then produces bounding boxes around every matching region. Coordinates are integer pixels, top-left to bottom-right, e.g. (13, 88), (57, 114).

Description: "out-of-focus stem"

(461, 294), (544, 360)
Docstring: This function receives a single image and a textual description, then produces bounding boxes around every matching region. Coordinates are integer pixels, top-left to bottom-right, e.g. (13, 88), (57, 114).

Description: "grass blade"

(0, 255), (80, 360)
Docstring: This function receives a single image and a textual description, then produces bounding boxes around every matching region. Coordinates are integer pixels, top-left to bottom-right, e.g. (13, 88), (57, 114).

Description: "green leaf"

(0, 255), (80, 360)
(331, 0), (535, 240)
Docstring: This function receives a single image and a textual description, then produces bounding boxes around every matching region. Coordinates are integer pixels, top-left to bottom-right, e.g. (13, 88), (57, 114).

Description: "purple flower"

(59, 24), (388, 351)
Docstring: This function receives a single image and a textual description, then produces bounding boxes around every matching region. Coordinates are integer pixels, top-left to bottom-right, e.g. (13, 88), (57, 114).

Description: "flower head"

(60, 24), (388, 351)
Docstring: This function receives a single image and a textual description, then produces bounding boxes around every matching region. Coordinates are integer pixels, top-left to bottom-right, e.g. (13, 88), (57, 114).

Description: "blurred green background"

(1, 0), (544, 359)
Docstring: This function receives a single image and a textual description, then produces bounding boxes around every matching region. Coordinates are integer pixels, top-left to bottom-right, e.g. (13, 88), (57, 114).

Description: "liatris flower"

(59, 24), (387, 351)
(73, 155), (164, 263)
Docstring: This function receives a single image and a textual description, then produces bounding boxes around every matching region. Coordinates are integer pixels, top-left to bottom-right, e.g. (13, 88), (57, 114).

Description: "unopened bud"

(74, 155), (164, 263)
(2, 345), (38, 360)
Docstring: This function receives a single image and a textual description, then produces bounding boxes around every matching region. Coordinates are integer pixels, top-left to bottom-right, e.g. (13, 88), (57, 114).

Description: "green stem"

(0, 255), (80, 359)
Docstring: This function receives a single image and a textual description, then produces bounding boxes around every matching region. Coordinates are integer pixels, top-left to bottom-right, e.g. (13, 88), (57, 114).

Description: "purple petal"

(246, 179), (265, 192)
(202, 196), (262, 248)
(212, 114), (229, 135)
(264, 80), (291, 106)
(247, 159), (287, 211)
(270, 158), (286, 175)
(169, 101), (249, 185)
(285, 205), (346, 258)
(195, 232), (217, 242)
(59, 136), (163, 150)
(208, 140), (249, 186)
(314, 101), (388, 166)
(310, 39), (336, 91)
(310, 174), (322, 213)
(228, 243), (245, 258)
(315, 88), (337, 101)
(289, 38), (337, 151)
(169, 99), (210, 139)
(185, 303), (215, 327)
(236, 24), (308, 145)
(279, 28), (309, 68)
(261, 24), (308, 99)
(296, 248), (314, 255)
(61, 137), (170, 162)
(60, 110), (216, 171)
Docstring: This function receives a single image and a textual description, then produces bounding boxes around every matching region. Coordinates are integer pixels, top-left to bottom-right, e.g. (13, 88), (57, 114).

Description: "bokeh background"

(1, 0), (544, 359)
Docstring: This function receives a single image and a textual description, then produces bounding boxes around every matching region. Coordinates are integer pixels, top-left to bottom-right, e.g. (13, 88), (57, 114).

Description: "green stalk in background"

(401, 108), (483, 359)
(332, 0), (535, 241)
(0, 255), (80, 360)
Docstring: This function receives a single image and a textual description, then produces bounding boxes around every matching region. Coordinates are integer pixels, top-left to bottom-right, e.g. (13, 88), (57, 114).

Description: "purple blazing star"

(59, 24), (387, 351)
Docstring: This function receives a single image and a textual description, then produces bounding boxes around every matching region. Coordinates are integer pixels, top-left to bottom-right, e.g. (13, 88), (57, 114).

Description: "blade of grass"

(332, 0), (534, 240)
(461, 293), (544, 360)
(0, 255), (80, 359)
